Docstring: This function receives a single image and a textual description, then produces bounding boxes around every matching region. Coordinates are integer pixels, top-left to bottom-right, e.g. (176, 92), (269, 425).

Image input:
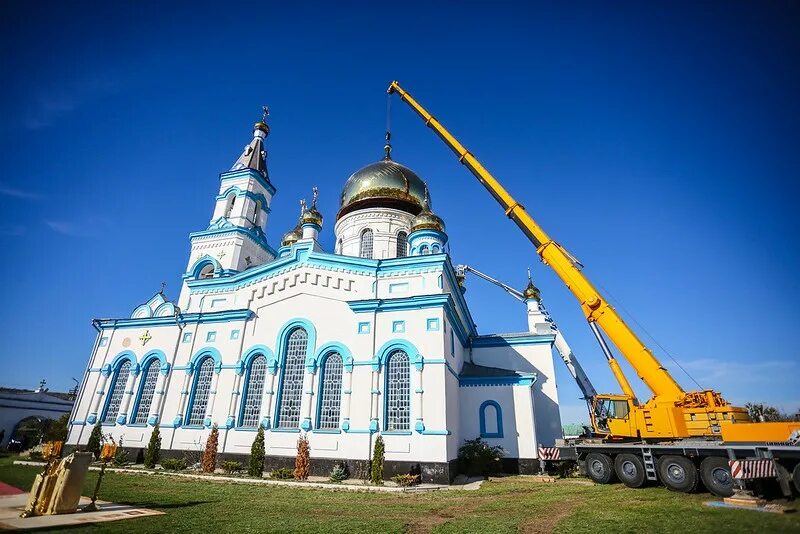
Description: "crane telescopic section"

(388, 80), (750, 440)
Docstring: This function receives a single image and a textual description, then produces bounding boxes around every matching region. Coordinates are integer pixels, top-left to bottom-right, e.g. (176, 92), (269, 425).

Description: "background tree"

(86, 421), (103, 459)
(294, 434), (310, 480)
(745, 402), (791, 422)
(371, 435), (385, 485)
(248, 427), (265, 477)
(144, 424), (162, 468)
(201, 424), (219, 473)
(45, 414), (69, 442)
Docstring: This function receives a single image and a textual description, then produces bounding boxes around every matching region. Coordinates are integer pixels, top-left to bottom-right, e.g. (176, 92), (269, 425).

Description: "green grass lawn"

(1, 456), (798, 533)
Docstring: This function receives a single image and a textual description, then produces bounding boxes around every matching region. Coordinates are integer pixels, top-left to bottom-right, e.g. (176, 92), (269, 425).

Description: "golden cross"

(139, 330), (152, 346)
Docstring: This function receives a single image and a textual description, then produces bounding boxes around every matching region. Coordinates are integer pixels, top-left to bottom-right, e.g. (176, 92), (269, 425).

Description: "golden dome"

(281, 226), (301, 247)
(253, 121), (270, 135)
(522, 280), (540, 300)
(411, 208), (446, 233)
(338, 159), (428, 219)
(301, 207), (323, 227)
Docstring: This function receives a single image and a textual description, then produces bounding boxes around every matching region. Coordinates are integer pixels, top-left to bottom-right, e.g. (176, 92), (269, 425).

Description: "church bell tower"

(180, 109), (278, 305)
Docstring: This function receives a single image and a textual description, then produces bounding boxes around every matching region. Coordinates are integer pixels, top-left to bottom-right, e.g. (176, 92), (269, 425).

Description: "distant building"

(0, 383), (74, 449)
(66, 114), (563, 483)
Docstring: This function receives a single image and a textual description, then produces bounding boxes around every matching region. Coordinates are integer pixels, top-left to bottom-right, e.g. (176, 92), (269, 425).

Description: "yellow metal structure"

(387, 80), (760, 441)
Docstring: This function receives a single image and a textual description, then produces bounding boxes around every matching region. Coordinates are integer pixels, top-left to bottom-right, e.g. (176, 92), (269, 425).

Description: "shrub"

(202, 424), (219, 473)
(144, 424), (161, 468)
(222, 460), (244, 474)
(329, 463), (348, 483)
(29, 451), (44, 461)
(161, 458), (187, 471)
(370, 435), (385, 485)
(556, 460), (580, 478)
(392, 474), (420, 487)
(248, 427), (265, 477)
(270, 467), (294, 480)
(294, 434), (310, 481)
(46, 414), (69, 443)
(457, 437), (504, 476)
(113, 439), (131, 467)
(86, 421), (103, 460)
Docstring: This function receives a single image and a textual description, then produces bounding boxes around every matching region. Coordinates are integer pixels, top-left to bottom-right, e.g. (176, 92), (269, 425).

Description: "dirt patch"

(519, 499), (581, 534)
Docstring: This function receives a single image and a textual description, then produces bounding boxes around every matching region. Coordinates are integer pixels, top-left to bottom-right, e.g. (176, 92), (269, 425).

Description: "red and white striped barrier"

(729, 459), (777, 480)
(538, 447), (560, 460)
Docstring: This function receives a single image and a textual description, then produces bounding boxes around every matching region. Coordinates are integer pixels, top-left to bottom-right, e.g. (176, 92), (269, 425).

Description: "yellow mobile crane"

(387, 81), (800, 496)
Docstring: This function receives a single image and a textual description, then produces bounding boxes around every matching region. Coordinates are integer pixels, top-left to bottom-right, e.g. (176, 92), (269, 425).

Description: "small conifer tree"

(201, 424), (219, 473)
(86, 421), (103, 460)
(294, 434), (310, 480)
(143, 424), (161, 468)
(248, 427), (265, 477)
(371, 435), (385, 485)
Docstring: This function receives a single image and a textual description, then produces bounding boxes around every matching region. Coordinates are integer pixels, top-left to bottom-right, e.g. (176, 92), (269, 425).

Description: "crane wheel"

(658, 455), (699, 493)
(585, 453), (616, 484)
(699, 457), (734, 497)
(792, 463), (800, 495)
(614, 453), (646, 488)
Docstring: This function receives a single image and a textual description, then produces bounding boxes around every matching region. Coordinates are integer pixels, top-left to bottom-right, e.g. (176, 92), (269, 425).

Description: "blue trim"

(187, 347), (223, 375)
(219, 167), (277, 196)
(374, 339), (423, 371)
(129, 351), (169, 425)
(479, 400), (504, 438)
(187, 255), (223, 280)
(309, 342), (353, 374)
(217, 185), (272, 213)
(419, 429), (451, 436)
(237, 350), (270, 428)
(206, 331), (217, 342)
(382, 431), (413, 436)
(314, 349), (345, 430)
(230, 329), (240, 340)
(392, 320), (405, 333)
(471, 334), (556, 348)
(357, 322), (370, 334)
(426, 318), (440, 331)
(313, 429), (341, 434)
(459, 373), (537, 387)
(184, 355), (216, 426)
(182, 332), (193, 343)
(382, 349), (414, 432)
(95, 309), (255, 330)
(273, 319), (316, 429)
(241, 344), (276, 374)
(189, 226), (277, 259)
(100, 353), (136, 424)
(272, 428), (300, 433)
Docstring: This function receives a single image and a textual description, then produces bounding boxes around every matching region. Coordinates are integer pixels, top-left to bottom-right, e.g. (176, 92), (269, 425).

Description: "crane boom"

(456, 264), (598, 401)
(388, 81), (684, 402)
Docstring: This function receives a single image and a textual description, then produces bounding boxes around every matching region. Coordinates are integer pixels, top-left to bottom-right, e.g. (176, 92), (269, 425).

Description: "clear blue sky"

(1, 2), (798, 424)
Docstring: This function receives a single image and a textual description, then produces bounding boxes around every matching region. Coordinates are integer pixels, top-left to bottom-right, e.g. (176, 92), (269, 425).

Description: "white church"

(66, 114), (563, 483)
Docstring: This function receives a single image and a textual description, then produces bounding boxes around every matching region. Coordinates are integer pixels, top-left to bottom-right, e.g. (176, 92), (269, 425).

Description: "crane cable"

(597, 282), (705, 391)
(384, 91), (393, 158)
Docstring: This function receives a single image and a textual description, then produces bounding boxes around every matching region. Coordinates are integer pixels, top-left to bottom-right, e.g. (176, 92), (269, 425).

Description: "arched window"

(479, 400), (504, 438)
(396, 231), (408, 258)
(186, 357), (214, 426)
(431, 244), (440, 254)
(360, 228), (374, 259)
(199, 264), (215, 279)
(254, 200), (263, 227)
(419, 244), (430, 255)
(132, 360), (161, 424)
(240, 355), (267, 428)
(385, 350), (410, 431)
(102, 360), (132, 424)
(276, 328), (308, 428)
(337, 238), (343, 254)
(317, 352), (343, 429)
(224, 193), (236, 218)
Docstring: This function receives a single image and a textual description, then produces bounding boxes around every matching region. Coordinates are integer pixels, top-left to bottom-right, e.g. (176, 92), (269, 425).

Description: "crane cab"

(591, 394), (637, 438)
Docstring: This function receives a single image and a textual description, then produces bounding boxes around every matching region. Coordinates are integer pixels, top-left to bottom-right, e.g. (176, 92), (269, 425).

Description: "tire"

(658, 455), (699, 493)
(614, 453), (647, 488)
(700, 457), (734, 497)
(585, 453), (616, 484)
(793, 463), (800, 496)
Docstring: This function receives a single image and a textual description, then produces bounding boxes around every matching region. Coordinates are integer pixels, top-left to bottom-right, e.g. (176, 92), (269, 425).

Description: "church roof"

(459, 362), (524, 378)
(230, 117), (271, 181)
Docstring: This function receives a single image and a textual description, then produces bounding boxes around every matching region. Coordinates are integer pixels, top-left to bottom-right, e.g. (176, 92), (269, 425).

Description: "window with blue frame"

(385, 350), (410, 431)
(360, 228), (374, 259)
(102, 360), (132, 424)
(276, 328), (308, 428)
(186, 358), (214, 426)
(479, 400), (503, 438)
(132, 360), (161, 424)
(240, 355), (267, 427)
(317, 352), (343, 429)
(182, 332), (193, 343)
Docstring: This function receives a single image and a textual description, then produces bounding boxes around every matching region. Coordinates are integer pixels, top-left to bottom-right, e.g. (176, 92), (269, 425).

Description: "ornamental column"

(116, 365), (140, 425)
(204, 368), (222, 428)
(413, 365), (425, 432)
(369, 369), (380, 432)
(87, 372), (111, 425)
(341, 367), (353, 431)
(148, 364), (171, 426)
(300, 371), (315, 431)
